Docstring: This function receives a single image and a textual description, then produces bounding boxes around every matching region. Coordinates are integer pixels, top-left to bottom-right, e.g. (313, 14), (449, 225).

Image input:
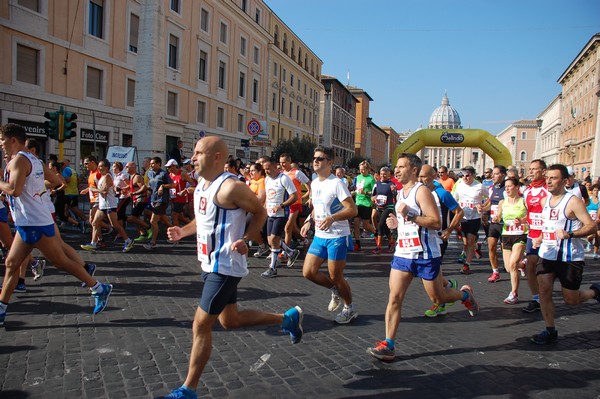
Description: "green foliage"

(273, 137), (316, 164)
(347, 155), (367, 170)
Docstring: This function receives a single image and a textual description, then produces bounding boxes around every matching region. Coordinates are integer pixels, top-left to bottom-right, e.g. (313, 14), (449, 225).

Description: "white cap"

(566, 166), (574, 176)
(182, 159), (192, 165)
(165, 159), (179, 167)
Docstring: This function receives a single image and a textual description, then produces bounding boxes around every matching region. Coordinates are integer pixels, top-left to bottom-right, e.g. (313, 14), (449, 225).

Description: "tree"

(273, 137), (316, 165)
(347, 155), (368, 171)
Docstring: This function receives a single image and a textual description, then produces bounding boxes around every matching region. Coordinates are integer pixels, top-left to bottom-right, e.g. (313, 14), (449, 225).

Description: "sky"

(266, 0), (600, 135)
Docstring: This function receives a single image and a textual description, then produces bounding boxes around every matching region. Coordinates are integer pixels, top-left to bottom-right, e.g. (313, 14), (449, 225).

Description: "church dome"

(428, 93), (462, 129)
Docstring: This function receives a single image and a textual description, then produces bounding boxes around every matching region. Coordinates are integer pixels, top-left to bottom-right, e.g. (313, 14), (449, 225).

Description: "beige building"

(367, 119), (389, 167)
(0, 0), (322, 167)
(267, 13), (323, 150)
(557, 33), (600, 180)
(495, 120), (539, 175)
(537, 94), (562, 167)
(382, 126), (400, 165)
(320, 75), (357, 165)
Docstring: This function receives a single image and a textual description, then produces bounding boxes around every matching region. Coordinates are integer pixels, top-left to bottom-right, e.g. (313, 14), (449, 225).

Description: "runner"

(482, 165), (507, 282)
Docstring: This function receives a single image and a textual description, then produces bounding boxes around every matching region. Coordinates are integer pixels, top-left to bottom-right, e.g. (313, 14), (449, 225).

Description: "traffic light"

(44, 110), (60, 140)
(63, 111), (78, 140)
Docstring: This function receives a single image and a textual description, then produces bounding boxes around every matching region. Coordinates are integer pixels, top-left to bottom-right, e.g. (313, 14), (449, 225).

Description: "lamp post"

(535, 118), (543, 161)
(322, 80), (332, 148)
(510, 135), (517, 168)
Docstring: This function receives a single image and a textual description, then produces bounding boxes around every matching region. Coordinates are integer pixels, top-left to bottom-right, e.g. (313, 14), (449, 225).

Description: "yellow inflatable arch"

(392, 129), (512, 167)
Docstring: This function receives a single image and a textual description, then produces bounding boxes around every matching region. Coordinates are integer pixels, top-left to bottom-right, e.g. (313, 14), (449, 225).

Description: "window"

(521, 131), (527, 139)
(89, 0), (104, 38)
(200, 9), (209, 32)
(168, 35), (178, 69)
(274, 62), (278, 76)
(252, 79), (259, 103)
(18, 0), (40, 12)
(241, 0), (247, 12)
(520, 151), (527, 162)
(86, 66), (103, 99)
(217, 107), (225, 128)
(272, 93), (276, 111)
(170, 0), (180, 13)
(255, 8), (261, 24)
(282, 68), (286, 83)
(237, 114), (244, 132)
(289, 101), (292, 118)
(253, 46), (260, 65)
(296, 105), (300, 121)
(240, 36), (247, 57)
(129, 14), (139, 53)
(126, 78), (135, 107)
(218, 61), (226, 89)
(220, 22), (228, 44)
(290, 74), (294, 87)
(281, 97), (285, 114)
(239, 71), (246, 98)
(16, 44), (39, 85)
(198, 50), (207, 81)
(167, 91), (177, 117)
(197, 100), (206, 123)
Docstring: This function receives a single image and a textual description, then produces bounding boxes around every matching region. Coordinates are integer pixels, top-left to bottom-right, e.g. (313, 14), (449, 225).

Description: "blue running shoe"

(282, 306), (303, 344)
(163, 386), (197, 399)
(92, 283), (112, 314)
(82, 263), (97, 287)
(0, 306), (6, 326)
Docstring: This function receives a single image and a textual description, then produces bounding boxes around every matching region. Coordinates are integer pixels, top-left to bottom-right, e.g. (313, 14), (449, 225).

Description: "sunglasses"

(313, 156), (329, 162)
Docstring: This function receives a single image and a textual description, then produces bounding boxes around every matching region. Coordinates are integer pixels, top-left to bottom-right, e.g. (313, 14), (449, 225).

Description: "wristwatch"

(568, 231), (574, 239)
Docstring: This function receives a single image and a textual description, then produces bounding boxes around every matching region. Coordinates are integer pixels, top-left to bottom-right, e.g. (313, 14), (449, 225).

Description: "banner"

(106, 146), (136, 164)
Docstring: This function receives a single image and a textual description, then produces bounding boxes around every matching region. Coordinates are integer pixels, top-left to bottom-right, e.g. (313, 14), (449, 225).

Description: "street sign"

(198, 130), (206, 139)
(582, 167), (586, 172)
(241, 139), (250, 147)
(250, 139), (272, 147)
(247, 119), (261, 137)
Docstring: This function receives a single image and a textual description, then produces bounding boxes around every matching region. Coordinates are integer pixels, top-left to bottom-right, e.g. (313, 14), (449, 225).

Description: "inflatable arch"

(392, 129), (512, 167)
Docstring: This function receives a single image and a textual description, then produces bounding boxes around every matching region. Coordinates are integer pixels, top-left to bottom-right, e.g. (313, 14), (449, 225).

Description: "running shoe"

(134, 234), (149, 242)
(487, 272), (500, 282)
(163, 386), (198, 399)
(0, 306), (5, 327)
(594, 253), (599, 260)
(13, 282), (27, 293)
(92, 283), (113, 314)
(82, 263), (97, 287)
(80, 242), (97, 251)
(475, 242), (482, 259)
(353, 243), (361, 252)
(143, 242), (157, 250)
(460, 264), (472, 275)
(334, 306), (358, 324)
(585, 242), (592, 252)
(530, 329), (558, 345)
(522, 300), (540, 313)
(447, 279), (458, 290)
(460, 285), (479, 316)
(519, 267), (527, 278)
(457, 252), (466, 264)
(366, 340), (395, 361)
(590, 283), (600, 302)
(144, 229), (153, 239)
(31, 259), (46, 281)
(503, 291), (519, 304)
(282, 306), (303, 344)
(253, 245), (271, 258)
(424, 303), (447, 317)
(328, 290), (342, 312)
(287, 249), (301, 268)
(123, 239), (134, 253)
(260, 268), (277, 278)
(371, 248), (381, 255)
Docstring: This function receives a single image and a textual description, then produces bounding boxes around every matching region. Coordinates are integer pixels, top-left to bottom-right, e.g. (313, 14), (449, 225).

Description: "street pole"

(58, 106), (65, 161)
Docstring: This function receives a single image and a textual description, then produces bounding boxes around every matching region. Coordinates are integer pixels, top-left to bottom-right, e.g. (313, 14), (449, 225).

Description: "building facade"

(556, 33), (600, 180)
(495, 120), (539, 175)
(320, 75), (356, 166)
(368, 119), (389, 167)
(347, 86), (373, 160)
(0, 0), (323, 167)
(537, 94), (562, 167)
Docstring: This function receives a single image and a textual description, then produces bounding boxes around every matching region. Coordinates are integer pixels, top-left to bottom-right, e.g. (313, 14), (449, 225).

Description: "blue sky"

(266, 0), (600, 135)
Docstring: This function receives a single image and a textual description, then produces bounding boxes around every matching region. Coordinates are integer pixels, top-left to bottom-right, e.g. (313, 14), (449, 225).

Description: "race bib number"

(356, 181), (364, 193)
(529, 212), (543, 229)
(197, 233), (209, 263)
(375, 195), (387, 207)
(542, 225), (557, 247)
(504, 219), (525, 234)
(490, 204), (499, 218)
(313, 202), (327, 222)
(266, 201), (278, 217)
(589, 210), (598, 220)
(396, 221), (423, 253)
(170, 188), (177, 199)
(460, 199), (476, 209)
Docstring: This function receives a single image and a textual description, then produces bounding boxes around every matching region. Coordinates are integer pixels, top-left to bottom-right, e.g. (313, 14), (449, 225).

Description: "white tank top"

(538, 193), (584, 262)
(194, 172), (248, 277)
(394, 182), (442, 260)
(98, 174), (118, 210)
(6, 151), (54, 226)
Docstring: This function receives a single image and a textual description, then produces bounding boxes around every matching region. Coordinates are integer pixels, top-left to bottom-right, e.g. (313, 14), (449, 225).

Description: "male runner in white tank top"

(162, 136), (303, 399)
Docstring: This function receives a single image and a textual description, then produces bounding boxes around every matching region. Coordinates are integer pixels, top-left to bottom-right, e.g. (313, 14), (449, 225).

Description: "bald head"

(421, 164), (436, 178)
(193, 136), (230, 180)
